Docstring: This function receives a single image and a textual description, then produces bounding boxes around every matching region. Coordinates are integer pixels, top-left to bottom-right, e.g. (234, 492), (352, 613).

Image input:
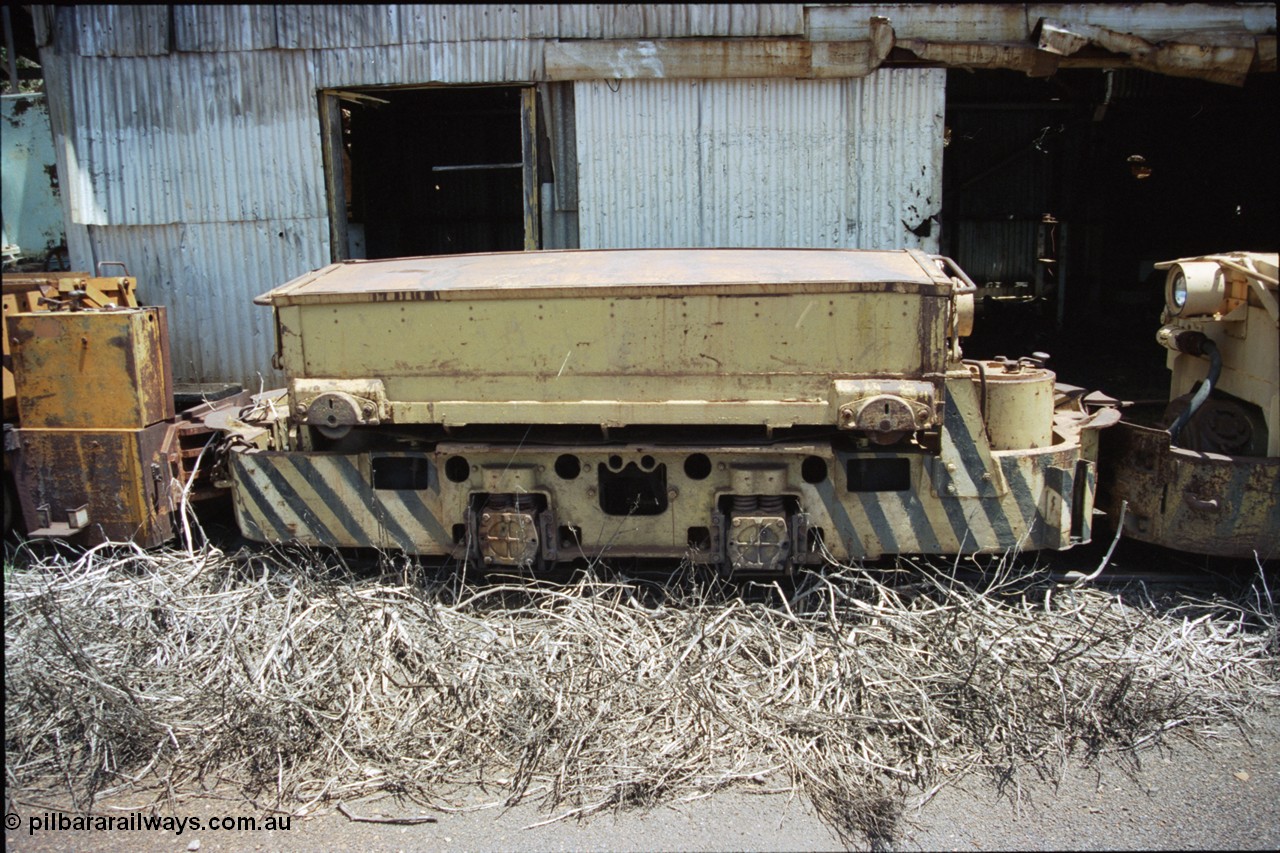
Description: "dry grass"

(5, 537), (1278, 850)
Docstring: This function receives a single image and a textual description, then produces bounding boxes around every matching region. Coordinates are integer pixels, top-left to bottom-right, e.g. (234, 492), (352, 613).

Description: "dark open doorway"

(941, 68), (1278, 399)
(321, 85), (538, 260)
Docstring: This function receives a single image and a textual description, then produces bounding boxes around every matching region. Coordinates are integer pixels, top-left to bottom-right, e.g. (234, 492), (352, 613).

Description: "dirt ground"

(6, 702), (1278, 852)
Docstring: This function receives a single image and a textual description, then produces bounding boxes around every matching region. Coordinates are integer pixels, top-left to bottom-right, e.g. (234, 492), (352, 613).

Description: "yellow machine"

(222, 248), (1112, 571)
(3, 268), (243, 547)
(1097, 251), (1279, 559)
(2, 269), (140, 419)
(4, 301), (178, 546)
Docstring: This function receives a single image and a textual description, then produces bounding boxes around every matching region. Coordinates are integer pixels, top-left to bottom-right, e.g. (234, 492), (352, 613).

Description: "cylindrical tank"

(970, 359), (1056, 450)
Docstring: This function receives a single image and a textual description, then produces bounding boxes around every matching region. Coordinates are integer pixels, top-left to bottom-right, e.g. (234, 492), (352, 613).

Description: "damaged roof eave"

(1030, 18), (1272, 86)
(546, 9), (1276, 86)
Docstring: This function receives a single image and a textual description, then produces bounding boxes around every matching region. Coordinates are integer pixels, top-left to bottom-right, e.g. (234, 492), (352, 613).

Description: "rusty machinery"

(1097, 252), (1279, 559)
(3, 267), (245, 547)
(217, 248), (1115, 574)
(3, 267), (140, 420)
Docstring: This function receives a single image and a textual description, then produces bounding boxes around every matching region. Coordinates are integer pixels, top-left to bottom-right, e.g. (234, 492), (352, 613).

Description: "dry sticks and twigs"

(4, 544), (1278, 850)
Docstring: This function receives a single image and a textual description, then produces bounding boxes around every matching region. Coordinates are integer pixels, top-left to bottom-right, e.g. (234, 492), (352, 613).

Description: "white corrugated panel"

(84, 219), (330, 385)
(274, 5), (402, 50)
(313, 40), (544, 87)
(401, 5), (557, 42)
(172, 5), (279, 52)
(575, 80), (703, 247)
(555, 4), (804, 39)
(1, 94), (66, 258)
(575, 71), (944, 252)
(62, 51), (324, 226)
(848, 69), (946, 251)
(74, 5), (170, 57)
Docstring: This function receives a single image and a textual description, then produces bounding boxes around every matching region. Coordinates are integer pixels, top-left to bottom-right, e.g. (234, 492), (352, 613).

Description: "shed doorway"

(320, 85), (539, 260)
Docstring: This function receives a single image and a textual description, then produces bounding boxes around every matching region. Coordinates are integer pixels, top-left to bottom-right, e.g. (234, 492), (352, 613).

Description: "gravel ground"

(7, 682), (1277, 852)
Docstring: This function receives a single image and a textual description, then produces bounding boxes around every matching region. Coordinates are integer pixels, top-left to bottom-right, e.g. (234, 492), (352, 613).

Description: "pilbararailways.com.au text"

(16, 810), (292, 836)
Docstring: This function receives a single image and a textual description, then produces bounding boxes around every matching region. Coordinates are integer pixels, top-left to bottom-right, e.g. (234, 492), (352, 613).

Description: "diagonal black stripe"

(944, 397), (992, 496)
(332, 455), (416, 551)
(1002, 456), (1042, 545)
(900, 491), (942, 553)
(945, 407), (1015, 545)
(287, 455), (372, 545)
(383, 487), (451, 549)
(857, 492), (899, 554)
(937, 489), (974, 553)
(232, 455), (300, 543)
(814, 477), (865, 560)
(252, 456), (341, 547)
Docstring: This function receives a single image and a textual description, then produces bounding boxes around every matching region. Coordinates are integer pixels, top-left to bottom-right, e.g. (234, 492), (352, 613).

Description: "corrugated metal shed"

(401, 5), (556, 42)
(275, 5), (404, 50)
(59, 5), (807, 55)
(60, 51), (324, 227)
(171, 5), (279, 53)
(29, 3), (1270, 388)
(312, 40), (544, 87)
(848, 70), (946, 251)
(952, 220), (1040, 286)
(552, 4), (803, 39)
(72, 5), (169, 57)
(575, 71), (944, 252)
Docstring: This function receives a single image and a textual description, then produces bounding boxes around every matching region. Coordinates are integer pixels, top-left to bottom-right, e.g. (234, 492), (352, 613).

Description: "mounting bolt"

(946, 484), (957, 496)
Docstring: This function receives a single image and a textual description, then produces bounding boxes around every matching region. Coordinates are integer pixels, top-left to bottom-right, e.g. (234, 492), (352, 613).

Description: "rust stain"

(1098, 421), (1279, 558)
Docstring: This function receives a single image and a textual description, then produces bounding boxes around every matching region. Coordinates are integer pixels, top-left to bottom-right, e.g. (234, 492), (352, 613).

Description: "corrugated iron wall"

(49, 5), (807, 55)
(942, 106), (1072, 286)
(35, 4), (947, 388)
(59, 51), (325, 226)
(574, 71), (944, 251)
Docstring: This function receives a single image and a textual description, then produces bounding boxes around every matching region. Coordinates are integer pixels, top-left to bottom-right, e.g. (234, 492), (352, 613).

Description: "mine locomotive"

(218, 248), (1108, 572)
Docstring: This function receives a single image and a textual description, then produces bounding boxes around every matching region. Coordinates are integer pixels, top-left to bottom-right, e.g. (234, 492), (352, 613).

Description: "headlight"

(1165, 261), (1225, 317)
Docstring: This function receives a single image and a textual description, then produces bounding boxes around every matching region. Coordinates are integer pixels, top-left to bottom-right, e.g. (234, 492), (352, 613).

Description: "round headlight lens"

(1170, 272), (1188, 311)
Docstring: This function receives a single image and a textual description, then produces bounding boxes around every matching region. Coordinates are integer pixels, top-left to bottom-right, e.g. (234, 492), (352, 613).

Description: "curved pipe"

(1168, 339), (1221, 446)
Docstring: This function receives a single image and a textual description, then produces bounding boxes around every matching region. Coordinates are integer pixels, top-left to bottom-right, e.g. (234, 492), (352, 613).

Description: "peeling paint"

(1, 94), (66, 260)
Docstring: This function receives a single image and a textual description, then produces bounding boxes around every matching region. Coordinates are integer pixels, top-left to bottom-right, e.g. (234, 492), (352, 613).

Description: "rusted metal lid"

(256, 248), (954, 306)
